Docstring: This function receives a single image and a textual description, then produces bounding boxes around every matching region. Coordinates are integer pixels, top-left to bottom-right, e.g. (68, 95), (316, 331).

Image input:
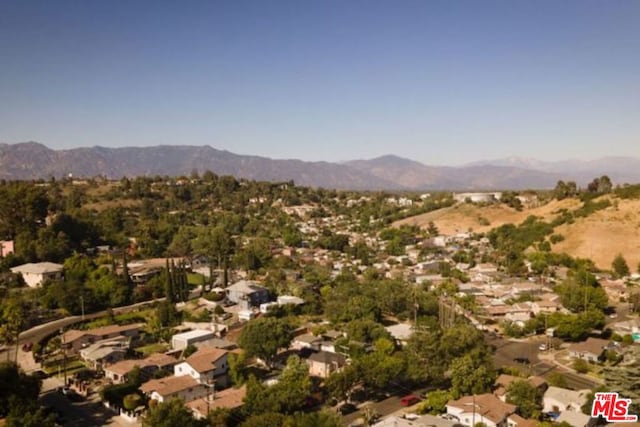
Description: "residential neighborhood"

(1, 171), (640, 427)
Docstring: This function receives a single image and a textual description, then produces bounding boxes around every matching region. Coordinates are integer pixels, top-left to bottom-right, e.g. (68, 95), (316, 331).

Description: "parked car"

(513, 357), (530, 364)
(21, 342), (32, 352)
(338, 403), (357, 415)
(400, 395), (421, 406)
(538, 343), (547, 351)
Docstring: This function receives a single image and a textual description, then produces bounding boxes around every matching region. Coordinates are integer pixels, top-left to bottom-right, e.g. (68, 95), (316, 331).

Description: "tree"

(612, 254), (630, 278)
(0, 299), (25, 362)
(243, 355), (312, 417)
(238, 317), (293, 367)
(547, 372), (568, 388)
(506, 380), (542, 419)
(587, 175), (613, 194)
(572, 359), (590, 374)
(123, 393), (142, 411)
(326, 365), (360, 402)
(0, 362), (42, 419)
(554, 180), (578, 200)
(142, 398), (200, 427)
(195, 226), (235, 287)
(417, 390), (451, 415)
(449, 354), (496, 398)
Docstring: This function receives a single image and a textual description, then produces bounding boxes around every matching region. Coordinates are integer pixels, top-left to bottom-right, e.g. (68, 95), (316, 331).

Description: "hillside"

(552, 198), (640, 270)
(394, 198), (581, 235)
(396, 196), (640, 270)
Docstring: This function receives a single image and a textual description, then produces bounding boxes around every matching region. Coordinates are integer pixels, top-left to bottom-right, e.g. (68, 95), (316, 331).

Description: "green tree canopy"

(612, 253), (630, 278)
(142, 398), (201, 427)
(506, 380), (543, 419)
(238, 317), (293, 367)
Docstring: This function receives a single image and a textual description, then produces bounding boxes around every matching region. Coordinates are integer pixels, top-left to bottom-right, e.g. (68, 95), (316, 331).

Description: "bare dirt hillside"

(395, 197), (640, 271)
(552, 199), (640, 270)
(394, 198), (581, 235)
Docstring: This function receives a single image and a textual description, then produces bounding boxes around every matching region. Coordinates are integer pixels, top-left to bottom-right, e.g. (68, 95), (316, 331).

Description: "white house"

(140, 375), (208, 403)
(11, 262), (63, 287)
(174, 347), (230, 388)
(542, 386), (589, 413)
(172, 330), (217, 351)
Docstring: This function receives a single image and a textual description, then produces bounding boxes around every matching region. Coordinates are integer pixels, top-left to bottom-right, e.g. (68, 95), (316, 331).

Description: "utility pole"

(206, 378), (216, 415)
(61, 328), (67, 385)
(80, 295), (85, 321)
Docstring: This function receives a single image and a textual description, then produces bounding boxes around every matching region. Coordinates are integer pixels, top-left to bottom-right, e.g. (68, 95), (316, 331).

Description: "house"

(277, 295), (305, 306)
(373, 415), (458, 427)
(542, 386), (589, 413)
(506, 414), (537, 427)
(186, 386), (247, 419)
(493, 374), (547, 401)
(62, 323), (142, 354)
(306, 351), (347, 378)
(555, 411), (591, 427)
(0, 240), (14, 257)
(446, 393), (516, 427)
(104, 353), (177, 384)
(79, 336), (130, 370)
(385, 323), (413, 346)
(291, 334), (322, 351)
(10, 262), (63, 287)
(140, 375), (208, 403)
(171, 330), (217, 351)
(174, 347), (230, 388)
(567, 338), (610, 362)
(225, 280), (270, 306)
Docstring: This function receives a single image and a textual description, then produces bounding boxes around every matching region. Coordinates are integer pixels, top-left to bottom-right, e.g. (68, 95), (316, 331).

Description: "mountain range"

(1, 142), (639, 191)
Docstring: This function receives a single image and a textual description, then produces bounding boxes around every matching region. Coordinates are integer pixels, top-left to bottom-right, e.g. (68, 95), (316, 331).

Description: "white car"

(538, 343), (547, 351)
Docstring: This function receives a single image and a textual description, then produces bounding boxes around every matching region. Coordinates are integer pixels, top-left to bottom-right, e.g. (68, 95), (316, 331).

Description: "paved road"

(5, 297), (171, 372)
(486, 333), (600, 390)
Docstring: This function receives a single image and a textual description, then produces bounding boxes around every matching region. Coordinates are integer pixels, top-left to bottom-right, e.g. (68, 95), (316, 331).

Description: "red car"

(400, 395), (420, 406)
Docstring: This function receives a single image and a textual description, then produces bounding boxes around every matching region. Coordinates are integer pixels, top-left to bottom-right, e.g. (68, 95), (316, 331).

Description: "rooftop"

(447, 393), (516, 424)
(140, 375), (201, 397)
(184, 347), (228, 373)
(11, 262), (63, 274)
(186, 385), (247, 416)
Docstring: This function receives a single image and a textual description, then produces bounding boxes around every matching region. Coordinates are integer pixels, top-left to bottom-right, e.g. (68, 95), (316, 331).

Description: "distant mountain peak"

(1, 142), (639, 190)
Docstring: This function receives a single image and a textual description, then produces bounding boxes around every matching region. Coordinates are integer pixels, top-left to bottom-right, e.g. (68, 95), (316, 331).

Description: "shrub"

(123, 393), (142, 411)
(572, 359), (590, 374)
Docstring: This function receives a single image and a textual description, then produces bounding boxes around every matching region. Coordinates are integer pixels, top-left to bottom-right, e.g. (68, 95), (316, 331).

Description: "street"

(39, 378), (133, 427)
(486, 333), (601, 390)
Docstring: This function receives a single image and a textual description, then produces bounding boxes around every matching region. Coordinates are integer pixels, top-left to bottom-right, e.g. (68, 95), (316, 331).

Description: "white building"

(542, 386), (589, 413)
(11, 262), (63, 287)
(172, 330), (216, 350)
(174, 347), (230, 387)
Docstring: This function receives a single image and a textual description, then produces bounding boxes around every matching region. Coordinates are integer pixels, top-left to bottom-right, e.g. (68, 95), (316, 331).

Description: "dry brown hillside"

(395, 197), (640, 270)
(551, 199), (640, 270)
(394, 198), (581, 235)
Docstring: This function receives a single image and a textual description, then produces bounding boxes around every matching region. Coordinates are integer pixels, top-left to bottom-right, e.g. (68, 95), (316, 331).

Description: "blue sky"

(0, 0), (638, 165)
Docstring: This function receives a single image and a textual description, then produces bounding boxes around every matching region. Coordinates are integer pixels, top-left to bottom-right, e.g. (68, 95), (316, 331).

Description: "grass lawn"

(135, 343), (169, 356)
(187, 273), (206, 287)
(43, 359), (86, 376)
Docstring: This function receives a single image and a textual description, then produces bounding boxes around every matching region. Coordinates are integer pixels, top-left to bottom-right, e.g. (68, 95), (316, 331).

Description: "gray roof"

(308, 350), (347, 366)
(11, 262), (63, 274)
(226, 280), (266, 294)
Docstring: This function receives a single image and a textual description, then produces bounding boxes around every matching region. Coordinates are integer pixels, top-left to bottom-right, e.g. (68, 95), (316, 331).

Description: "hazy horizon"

(1, 1), (639, 165)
